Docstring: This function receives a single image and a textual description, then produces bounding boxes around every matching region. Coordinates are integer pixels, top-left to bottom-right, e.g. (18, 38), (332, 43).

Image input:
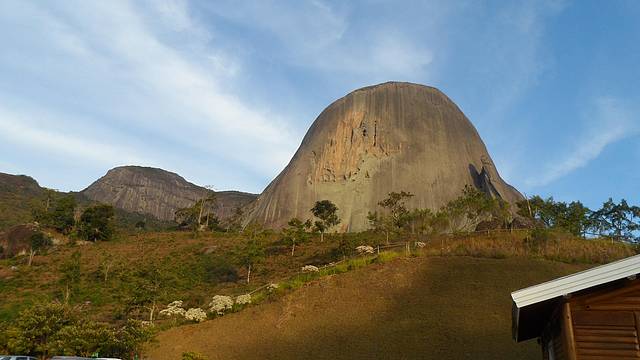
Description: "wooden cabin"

(512, 254), (640, 360)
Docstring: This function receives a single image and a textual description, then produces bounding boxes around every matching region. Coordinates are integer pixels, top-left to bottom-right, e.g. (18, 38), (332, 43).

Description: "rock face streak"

(82, 166), (256, 221)
(245, 82), (523, 232)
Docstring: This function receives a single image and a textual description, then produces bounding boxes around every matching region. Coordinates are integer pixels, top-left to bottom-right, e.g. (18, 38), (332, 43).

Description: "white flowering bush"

(159, 300), (186, 317)
(416, 241), (426, 248)
(302, 265), (319, 273)
(235, 294), (252, 305)
(356, 245), (375, 255)
(209, 295), (234, 315)
(185, 308), (208, 322)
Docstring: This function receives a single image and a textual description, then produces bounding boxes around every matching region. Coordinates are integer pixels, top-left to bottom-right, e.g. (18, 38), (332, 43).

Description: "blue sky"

(0, 0), (638, 210)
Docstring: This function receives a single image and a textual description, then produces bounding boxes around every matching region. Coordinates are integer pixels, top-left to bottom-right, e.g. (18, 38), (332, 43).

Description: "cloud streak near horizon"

(527, 97), (640, 188)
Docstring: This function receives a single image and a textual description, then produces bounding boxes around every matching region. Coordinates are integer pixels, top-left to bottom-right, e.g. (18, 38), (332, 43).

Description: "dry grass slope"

(146, 256), (590, 360)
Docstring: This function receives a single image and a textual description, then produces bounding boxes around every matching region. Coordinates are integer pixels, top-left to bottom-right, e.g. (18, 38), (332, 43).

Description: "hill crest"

(82, 166), (256, 221)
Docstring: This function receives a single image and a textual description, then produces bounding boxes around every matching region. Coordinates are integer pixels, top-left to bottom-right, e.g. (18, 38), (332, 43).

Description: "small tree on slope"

(310, 200), (340, 242)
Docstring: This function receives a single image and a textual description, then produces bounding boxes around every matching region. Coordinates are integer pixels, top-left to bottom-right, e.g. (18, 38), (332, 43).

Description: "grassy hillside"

(146, 256), (589, 360)
(0, 173), (45, 230)
(0, 228), (636, 358)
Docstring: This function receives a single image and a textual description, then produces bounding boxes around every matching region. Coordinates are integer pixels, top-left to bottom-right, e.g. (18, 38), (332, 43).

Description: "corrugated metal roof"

(511, 253), (640, 341)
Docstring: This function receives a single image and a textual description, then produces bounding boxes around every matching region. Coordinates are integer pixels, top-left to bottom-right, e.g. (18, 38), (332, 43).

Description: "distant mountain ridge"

(0, 167), (256, 231)
(81, 166), (256, 222)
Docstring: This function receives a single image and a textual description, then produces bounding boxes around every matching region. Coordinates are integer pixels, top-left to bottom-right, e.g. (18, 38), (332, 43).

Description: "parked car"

(49, 357), (121, 360)
(0, 356), (38, 360)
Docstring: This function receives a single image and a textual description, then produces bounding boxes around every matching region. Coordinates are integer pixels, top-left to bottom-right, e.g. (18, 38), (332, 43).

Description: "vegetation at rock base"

(174, 191), (218, 231)
(368, 191), (415, 243)
(517, 196), (640, 242)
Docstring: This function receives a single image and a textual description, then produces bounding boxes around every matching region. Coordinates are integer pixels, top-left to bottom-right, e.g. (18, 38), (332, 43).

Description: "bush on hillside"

(0, 302), (152, 359)
(184, 308), (207, 322)
(183, 351), (208, 360)
(30, 231), (52, 251)
(208, 295), (233, 315)
(235, 294), (252, 305)
(77, 204), (116, 241)
(159, 301), (186, 318)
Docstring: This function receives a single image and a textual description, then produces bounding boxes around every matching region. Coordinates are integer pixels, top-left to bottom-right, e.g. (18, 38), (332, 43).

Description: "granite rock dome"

(245, 82), (523, 231)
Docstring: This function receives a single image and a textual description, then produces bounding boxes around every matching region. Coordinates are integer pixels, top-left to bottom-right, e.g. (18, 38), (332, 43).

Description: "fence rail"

(241, 227), (535, 296)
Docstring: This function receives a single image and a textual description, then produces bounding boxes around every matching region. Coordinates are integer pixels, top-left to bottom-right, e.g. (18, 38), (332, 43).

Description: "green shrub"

(375, 251), (400, 264)
(182, 351), (208, 360)
(30, 232), (52, 251)
(77, 204), (116, 241)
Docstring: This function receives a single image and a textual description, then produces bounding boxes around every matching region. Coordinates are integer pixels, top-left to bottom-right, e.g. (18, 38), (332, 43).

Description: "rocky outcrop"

(0, 224), (39, 258)
(245, 82), (523, 231)
(82, 166), (256, 221)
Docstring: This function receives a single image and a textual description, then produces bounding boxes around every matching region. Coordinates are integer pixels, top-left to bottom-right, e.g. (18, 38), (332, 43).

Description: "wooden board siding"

(572, 310), (640, 359)
(567, 285), (640, 360)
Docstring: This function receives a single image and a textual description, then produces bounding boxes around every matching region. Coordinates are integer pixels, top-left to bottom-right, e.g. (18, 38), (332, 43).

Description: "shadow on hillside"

(225, 257), (545, 360)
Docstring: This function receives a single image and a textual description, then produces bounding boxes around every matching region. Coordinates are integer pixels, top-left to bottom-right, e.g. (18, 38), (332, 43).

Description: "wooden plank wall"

(568, 282), (640, 359)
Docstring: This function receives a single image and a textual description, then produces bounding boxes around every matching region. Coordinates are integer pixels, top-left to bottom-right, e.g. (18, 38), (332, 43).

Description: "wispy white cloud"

(0, 0), (299, 191)
(0, 105), (150, 167)
(201, 1), (434, 81)
(527, 97), (640, 187)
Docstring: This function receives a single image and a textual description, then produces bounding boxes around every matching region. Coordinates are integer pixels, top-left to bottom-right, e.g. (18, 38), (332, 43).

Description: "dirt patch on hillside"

(146, 256), (588, 359)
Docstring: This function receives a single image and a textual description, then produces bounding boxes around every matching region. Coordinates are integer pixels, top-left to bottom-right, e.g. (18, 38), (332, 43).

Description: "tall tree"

(310, 200), (340, 242)
(77, 204), (115, 241)
(367, 211), (394, 244)
(35, 195), (77, 234)
(60, 250), (82, 303)
(123, 263), (173, 323)
(372, 191), (415, 242)
(378, 191), (414, 229)
(236, 224), (266, 284)
(27, 232), (52, 266)
(282, 218), (311, 255)
(589, 198), (640, 242)
(444, 185), (499, 232)
(175, 191), (217, 231)
(517, 196), (592, 237)
(556, 201), (591, 237)
(199, 188), (217, 230)
(226, 207), (244, 233)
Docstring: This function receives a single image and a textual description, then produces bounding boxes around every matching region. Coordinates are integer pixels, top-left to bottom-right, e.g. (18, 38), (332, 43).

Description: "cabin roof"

(511, 253), (640, 342)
